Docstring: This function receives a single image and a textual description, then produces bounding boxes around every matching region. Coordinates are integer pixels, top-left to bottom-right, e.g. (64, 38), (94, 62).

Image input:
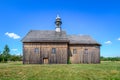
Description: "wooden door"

(43, 58), (48, 64)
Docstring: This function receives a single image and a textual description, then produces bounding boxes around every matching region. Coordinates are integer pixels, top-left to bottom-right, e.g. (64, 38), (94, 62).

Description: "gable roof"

(68, 35), (101, 45)
(22, 30), (69, 42)
(22, 30), (101, 46)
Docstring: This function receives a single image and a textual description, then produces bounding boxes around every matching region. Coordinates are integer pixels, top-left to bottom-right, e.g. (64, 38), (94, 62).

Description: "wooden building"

(22, 15), (101, 64)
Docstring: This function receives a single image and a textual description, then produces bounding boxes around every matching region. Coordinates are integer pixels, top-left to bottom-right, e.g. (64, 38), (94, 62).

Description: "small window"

(34, 48), (39, 54)
(52, 48), (56, 54)
(84, 49), (88, 54)
(73, 49), (77, 54)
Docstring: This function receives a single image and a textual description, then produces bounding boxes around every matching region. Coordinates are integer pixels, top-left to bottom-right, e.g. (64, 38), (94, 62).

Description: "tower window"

(73, 49), (77, 54)
(52, 48), (56, 54)
(34, 48), (39, 54)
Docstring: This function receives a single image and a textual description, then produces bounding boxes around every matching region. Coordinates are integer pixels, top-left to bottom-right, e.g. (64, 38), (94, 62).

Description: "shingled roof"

(67, 35), (101, 45)
(22, 30), (69, 42)
(22, 30), (101, 45)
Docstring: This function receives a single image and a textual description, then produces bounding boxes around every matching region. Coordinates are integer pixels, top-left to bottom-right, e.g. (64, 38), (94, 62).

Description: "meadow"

(0, 61), (120, 80)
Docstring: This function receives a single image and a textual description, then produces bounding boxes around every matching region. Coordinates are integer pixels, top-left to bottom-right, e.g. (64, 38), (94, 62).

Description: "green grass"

(0, 61), (120, 80)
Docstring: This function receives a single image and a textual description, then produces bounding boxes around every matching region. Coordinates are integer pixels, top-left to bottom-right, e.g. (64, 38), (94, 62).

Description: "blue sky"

(0, 0), (120, 57)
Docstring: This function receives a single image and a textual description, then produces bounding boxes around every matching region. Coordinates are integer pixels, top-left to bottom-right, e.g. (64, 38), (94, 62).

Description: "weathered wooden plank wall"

(23, 43), (100, 64)
(69, 44), (100, 64)
(23, 42), (68, 64)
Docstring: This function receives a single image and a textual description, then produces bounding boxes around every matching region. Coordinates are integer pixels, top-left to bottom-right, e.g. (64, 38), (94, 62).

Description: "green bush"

(67, 58), (71, 64)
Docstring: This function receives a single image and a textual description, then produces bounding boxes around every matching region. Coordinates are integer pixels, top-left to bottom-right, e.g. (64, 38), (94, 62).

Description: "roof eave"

(22, 40), (69, 43)
(69, 43), (101, 46)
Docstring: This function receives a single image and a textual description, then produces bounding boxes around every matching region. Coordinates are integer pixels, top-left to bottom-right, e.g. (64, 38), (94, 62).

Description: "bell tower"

(55, 15), (62, 32)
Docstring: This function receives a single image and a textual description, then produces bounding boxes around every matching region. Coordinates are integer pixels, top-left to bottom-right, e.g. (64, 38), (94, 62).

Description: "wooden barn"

(22, 15), (101, 64)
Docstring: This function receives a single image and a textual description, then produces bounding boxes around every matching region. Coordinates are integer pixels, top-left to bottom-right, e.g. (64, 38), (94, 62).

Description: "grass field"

(0, 61), (120, 80)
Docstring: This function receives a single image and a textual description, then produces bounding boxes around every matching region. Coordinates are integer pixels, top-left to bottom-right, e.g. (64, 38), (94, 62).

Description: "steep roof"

(68, 35), (101, 45)
(22, 30), (69, 42)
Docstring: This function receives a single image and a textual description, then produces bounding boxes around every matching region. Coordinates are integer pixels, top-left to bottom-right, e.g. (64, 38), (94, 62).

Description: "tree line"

(100, 56), (120, 61)
(0, 45), (22, 62)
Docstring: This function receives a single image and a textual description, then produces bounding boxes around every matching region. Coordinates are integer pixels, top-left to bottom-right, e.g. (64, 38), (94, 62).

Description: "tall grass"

(0, 61), (120, 80)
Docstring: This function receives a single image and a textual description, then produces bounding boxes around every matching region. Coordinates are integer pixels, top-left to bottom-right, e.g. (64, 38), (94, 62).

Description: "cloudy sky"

(0, 0), (120, 57)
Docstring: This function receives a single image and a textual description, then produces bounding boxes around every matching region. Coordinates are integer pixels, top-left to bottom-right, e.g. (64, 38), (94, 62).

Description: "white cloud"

(118, 38), (120, 41)
(15, 53), (21, 56)
(5, 32), (20, 39)
(105, 41), (112, 44)
(11, 48), (18, 51)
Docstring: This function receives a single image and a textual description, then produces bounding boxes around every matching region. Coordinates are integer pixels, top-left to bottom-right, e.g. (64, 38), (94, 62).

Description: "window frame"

(34, 48), (39, 54)
(52, 48), (56, 54)
(84, 49), (88, 54)
(73, 49), (77, 54)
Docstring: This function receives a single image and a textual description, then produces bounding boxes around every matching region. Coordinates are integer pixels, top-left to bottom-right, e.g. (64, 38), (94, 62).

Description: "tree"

(0, 51), (2, 62)
(2, 45), (10, 62)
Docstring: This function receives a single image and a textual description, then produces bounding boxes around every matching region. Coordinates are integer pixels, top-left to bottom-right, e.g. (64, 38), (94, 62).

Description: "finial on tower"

(55, 14), (62, 32)
(56, 14), (60, 19)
